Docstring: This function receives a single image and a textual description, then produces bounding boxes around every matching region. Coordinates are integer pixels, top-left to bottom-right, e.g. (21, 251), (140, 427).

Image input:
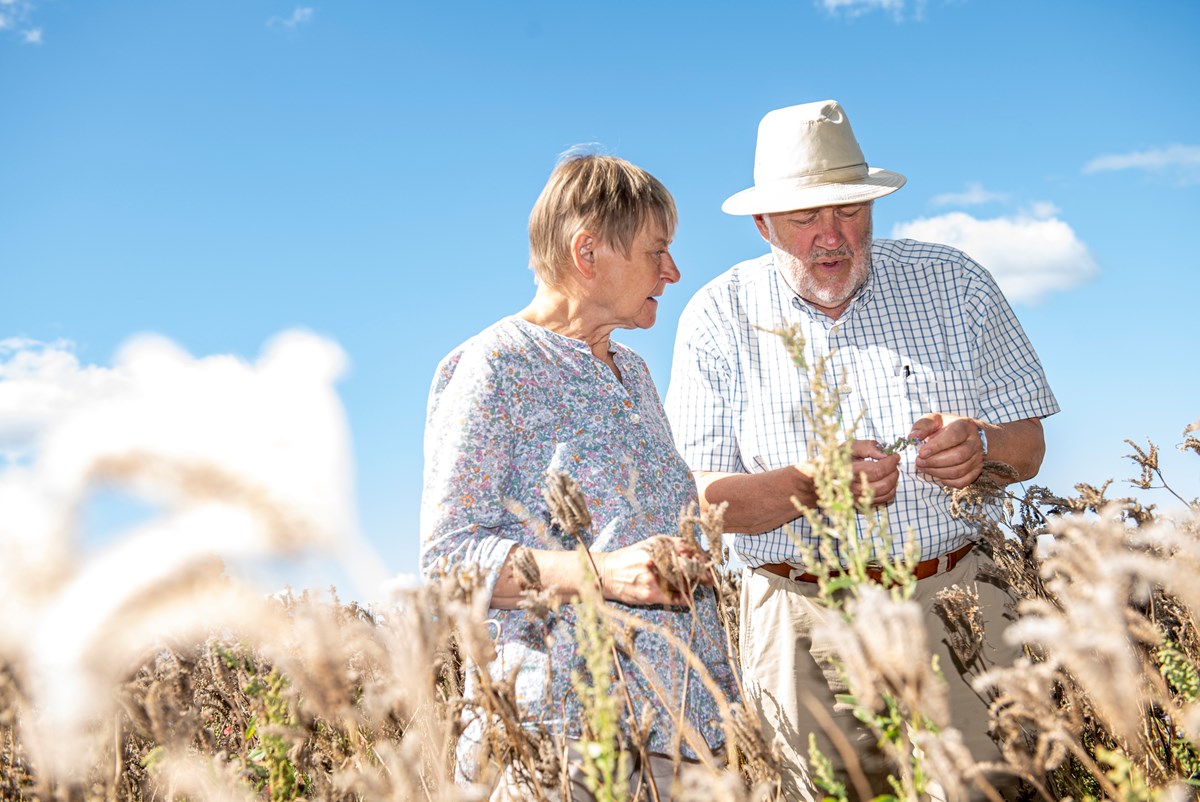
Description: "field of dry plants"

(2, 330), (1199, 801)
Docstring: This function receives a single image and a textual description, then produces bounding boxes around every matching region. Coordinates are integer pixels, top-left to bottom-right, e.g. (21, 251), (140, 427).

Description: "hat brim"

(721, 168), (906, 216)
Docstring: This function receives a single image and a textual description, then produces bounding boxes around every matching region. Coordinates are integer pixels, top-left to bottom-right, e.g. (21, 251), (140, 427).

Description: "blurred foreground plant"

(766, 324), (1200, 802)
(4, 330), (1200, 802)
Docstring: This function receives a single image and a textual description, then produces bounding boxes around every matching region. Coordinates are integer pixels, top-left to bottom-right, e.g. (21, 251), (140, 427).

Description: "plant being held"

(767, 323), (1000, 801)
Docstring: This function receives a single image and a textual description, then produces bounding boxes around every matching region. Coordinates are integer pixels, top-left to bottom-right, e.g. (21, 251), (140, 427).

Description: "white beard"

(774, 246), (870, 308)
(773, 221), (873, 309)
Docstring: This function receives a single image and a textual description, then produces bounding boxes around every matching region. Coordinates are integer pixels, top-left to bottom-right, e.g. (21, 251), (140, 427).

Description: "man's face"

(755, 202), (873, 319)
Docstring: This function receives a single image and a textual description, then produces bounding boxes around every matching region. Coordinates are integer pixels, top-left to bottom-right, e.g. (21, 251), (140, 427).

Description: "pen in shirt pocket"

(895, 358), (913, 400)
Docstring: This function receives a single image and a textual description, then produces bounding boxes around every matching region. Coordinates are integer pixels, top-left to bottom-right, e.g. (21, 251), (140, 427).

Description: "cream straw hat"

(722, 100), (906, 216)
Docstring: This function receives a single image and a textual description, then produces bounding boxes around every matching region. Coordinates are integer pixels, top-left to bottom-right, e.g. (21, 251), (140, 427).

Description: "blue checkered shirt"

(664, 239), (1060, 567)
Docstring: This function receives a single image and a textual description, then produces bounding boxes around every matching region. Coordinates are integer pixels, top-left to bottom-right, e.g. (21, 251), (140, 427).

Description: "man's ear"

(570, 230), (599, 279)
(753, 214), (771, 242)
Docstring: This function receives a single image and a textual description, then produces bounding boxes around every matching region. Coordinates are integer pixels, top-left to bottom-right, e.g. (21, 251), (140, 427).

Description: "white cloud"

(0, 339), (128, 462)
(931, 181), (1008, 207)
(22, 26), (39, 44)
(1083, 145), (1200, 185)
(819, 0), (921, 20)
(890, 211), (1098, 304)
(269, 6), (315, 29)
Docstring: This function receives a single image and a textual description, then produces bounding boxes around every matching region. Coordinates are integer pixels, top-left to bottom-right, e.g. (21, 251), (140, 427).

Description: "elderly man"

(665, 100), (1059, 800)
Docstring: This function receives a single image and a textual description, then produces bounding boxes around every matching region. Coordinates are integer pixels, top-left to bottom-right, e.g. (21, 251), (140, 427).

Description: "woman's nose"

(662, 253), (681, 284)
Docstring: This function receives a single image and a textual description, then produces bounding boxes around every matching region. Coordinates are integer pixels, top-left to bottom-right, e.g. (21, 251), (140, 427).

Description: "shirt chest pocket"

(903, 368), (980, 420)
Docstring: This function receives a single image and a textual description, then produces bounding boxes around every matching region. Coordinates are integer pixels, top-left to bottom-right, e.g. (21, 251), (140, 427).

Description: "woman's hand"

(594, 536), (714, 607)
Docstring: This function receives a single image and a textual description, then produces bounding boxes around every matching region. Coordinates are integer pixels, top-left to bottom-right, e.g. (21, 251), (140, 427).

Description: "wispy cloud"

(0, 0), (41, 44)
(1083, 145), (1200, 185)
(269, 6), (315, 30)
(930, 181), (1008, 207)
(891, 209), (1098, 304)
(818, 0), (922, 21)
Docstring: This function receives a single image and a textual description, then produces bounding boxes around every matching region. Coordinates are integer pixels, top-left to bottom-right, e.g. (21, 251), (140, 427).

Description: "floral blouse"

(420, 316), (738, 764)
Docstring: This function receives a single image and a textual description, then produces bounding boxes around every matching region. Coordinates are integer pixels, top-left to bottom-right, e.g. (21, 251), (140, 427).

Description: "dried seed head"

(676, 503), (703, 551)
(932, 584), (984, 668)
(646, 535), (711, 600)
(541, 472), (592, 539)
(646, 536), (683, 598)
(509, 546), (543, 592)
(1124, 438), (1160, 490)
(975, 656), (1078, 775)
(517, 587), (558, 623)
(815, 585), (950, 726)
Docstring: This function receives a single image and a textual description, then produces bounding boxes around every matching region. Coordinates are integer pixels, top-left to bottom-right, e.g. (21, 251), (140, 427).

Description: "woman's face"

(588, 221), (680, 331)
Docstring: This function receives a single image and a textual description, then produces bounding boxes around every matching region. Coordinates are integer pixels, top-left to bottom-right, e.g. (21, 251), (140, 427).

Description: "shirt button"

(630, 413), (642, 424)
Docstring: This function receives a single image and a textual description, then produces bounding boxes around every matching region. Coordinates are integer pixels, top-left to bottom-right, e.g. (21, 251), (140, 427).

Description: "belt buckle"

(785, 564), (808, 582)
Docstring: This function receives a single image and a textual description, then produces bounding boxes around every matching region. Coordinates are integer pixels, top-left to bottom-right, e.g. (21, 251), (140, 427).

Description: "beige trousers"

(740, 550), (1023, 801)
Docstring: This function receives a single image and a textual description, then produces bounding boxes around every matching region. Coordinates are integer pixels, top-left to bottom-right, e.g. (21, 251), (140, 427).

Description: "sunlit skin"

(588, 221), (680, 334)
(753, 202), (873, 321)
(519, 220), (680, 371)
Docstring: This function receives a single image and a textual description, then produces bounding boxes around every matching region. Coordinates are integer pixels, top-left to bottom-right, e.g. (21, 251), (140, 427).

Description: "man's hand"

(908, 413), (984, 488)
(848, 439), (901, 505)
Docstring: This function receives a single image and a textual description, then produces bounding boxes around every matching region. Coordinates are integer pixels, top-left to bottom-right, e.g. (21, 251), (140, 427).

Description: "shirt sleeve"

(965, 260), (1061, 425)
(418, 345), (522, 603)
(664, 289), (745, 475)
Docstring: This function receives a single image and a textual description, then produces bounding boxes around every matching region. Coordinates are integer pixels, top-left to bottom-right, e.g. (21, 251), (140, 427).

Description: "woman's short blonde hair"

(528, 151), (677, 287)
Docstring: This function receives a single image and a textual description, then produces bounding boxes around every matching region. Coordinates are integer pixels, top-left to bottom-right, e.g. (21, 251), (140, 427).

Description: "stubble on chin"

(773, 225), (873, 308)
(774, 248), (870, 308)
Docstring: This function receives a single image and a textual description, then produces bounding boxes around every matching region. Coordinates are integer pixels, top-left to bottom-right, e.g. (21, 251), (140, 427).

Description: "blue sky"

(2, 0), (1198, 585)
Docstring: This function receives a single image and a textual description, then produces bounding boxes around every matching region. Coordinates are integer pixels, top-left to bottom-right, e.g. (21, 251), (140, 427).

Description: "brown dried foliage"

(6, 428), (1200, 802)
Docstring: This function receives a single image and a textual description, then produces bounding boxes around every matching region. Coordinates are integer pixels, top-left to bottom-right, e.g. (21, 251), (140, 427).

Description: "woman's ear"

(570, 230), (599, 279)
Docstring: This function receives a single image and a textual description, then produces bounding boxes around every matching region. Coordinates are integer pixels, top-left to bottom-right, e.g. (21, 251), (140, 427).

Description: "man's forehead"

(775, 201), (871, 216)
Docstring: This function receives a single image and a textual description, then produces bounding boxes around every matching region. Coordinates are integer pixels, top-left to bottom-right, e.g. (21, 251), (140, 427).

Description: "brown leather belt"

(758, 542), (974, 584)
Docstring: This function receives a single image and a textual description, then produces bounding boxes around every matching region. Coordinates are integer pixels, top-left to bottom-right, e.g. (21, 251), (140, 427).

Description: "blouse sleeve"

(418, 345), (523, 604)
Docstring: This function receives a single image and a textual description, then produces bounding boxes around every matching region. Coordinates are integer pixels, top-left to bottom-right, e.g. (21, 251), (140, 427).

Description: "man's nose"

(814, 211), (843, 247)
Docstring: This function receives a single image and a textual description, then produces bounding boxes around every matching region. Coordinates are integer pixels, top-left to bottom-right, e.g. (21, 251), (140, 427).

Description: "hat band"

(757, 161), (870, 189)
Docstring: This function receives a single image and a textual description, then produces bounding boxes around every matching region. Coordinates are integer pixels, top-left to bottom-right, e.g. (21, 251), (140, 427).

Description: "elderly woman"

(419, 152), (739, 799)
